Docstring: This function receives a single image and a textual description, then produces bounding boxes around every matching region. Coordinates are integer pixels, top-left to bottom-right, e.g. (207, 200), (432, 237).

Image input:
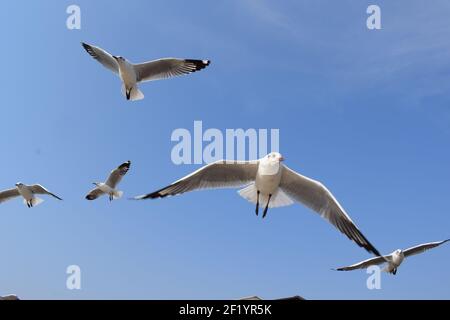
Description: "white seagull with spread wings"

(81, 42), (210, 101)
(134, 152), (381, 256)
(0, 183), (62, 208)
(334, 239), (449, 274)
(86, 161), (131, 201)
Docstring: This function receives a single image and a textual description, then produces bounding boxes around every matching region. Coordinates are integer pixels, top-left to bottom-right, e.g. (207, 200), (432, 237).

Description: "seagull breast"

(17, 184), (33, 200)
(255, 161), (282, 195)
(391, 252), (404, 266)
(117, 60), (138, 87)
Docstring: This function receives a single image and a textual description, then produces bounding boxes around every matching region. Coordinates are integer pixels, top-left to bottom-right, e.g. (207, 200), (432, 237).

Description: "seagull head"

(15, 182), (24, 187)
(112, 55), (125, 62)
(92, 182), (101, 187)
(265, 152), (285, 163)
(395, 249), (403, 255)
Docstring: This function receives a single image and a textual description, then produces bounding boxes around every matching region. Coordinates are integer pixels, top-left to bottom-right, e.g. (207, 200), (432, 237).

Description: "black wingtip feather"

(185, 59), (211, 71)
(81, 42), (96, 57)
(119, 161), (131, 170)
(85, 194), (96, 200)
(136, 180), (182, 200)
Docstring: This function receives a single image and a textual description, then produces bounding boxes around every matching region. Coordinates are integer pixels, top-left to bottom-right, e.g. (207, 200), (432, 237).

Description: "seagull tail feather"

(24, 197), (44, 207)
(237, 184), (294, 209)
(113, 190), (124, 200)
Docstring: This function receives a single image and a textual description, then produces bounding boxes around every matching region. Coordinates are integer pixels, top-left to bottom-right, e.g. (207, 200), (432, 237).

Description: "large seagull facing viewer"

(81, 42), (211, 101)
(134, 152), (382, 256)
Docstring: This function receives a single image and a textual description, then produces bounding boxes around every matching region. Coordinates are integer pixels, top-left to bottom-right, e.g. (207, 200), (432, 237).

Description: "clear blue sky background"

(0, 0), (449, 299)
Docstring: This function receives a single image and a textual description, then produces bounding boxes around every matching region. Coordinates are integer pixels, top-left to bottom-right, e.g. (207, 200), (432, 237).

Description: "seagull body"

(86, 161), (130, 201)
(81, 42), (210, 101)
(134, 152), (381, 256)
(335, 239), (450, 275)
(0, 183), (62, 208)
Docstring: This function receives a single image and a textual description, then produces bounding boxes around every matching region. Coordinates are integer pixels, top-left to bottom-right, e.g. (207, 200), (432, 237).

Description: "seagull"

(334, 239), (450, 275)
(134, 152), (381, 256)
(81, 42), (211, 101)
(86, 161), (131, 201)
(0, 183), (62, 208)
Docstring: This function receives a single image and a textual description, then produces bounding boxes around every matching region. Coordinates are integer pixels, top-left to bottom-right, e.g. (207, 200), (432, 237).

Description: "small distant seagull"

(86, 161), (131, 201)
(134, 152), (381, 256)
(81, 42), (211, 101)
(0, 183), (62, 208)
(334, 239), (450, 275)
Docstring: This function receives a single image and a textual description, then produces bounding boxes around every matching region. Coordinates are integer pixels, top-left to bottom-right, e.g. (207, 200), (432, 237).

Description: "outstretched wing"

(0, 188), (20, 204)
(403, 239), (450, 258)
(105, 161), (131, 189)
(134, 160), (258, 200)
(81, 42), (119, 74)
(335, 255), (391, 271)
(29, 185), (63, 200)
(85, 188), (105, 201)
(280, 165), (381, 256)
(134, 58), (210, 82)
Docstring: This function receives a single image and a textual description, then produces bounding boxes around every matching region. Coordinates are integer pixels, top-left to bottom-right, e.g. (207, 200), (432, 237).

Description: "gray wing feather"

(81, 42), (119, 74)
(279, 165), (381, 256)
(403, 239), (450, 258)
(0, 188), (20, 203)
(134, 58), (210, 82)
(85, 188), (105, 201)
(135, 160), (258, 199)
(29, 185), (63, 200)
(335, 255), (391, 271)
(105, 161), (131, 189)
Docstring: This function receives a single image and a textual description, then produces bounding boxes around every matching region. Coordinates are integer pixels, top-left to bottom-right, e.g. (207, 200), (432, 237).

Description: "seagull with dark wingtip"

(134, 152), (382, 256)
(86, 161), (131, 201)
(0, 183), (62, 208)
(81, 42), (211, 101)
(334, 239), (450, 275)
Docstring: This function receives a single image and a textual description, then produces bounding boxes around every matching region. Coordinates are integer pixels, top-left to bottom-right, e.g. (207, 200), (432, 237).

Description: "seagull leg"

(255, 191), (260, 216)
(393, 268), (397, 275)
(262, 194), (272, 219)
(126, 88), (132, 100)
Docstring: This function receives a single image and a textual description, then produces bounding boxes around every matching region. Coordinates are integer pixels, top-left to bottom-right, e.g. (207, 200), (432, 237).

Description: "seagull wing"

(0, 188), (20, 203)
(105, 161), (131, 189)
(403, 239), (450, 258)
(335, 255), (391, 271)
(85, 187), (105, 201)
(279, 165), (381, 256)
(81, 42), (119, 74)
(29, 185), (63, 200)
(134, 160), (258, 199)
(134, 58), (210, 82)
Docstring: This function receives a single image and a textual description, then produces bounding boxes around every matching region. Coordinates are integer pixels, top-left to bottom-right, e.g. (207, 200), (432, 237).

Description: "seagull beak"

(279, 157), (285, 162)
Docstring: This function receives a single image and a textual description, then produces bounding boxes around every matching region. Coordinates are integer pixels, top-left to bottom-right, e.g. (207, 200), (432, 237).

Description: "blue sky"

(0, 0), (449, 299)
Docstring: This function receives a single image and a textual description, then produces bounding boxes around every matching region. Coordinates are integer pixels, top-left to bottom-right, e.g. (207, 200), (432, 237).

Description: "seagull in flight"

(134, 152), (381, 256)
(334, 239), (449, 274)
(81, 42), (211, 101)
(86, 161), (131, 201)
(0, 183), (62, 208)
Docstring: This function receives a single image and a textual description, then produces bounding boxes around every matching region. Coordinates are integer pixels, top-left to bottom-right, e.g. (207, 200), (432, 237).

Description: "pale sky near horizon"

(0, 0), (449, 299)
